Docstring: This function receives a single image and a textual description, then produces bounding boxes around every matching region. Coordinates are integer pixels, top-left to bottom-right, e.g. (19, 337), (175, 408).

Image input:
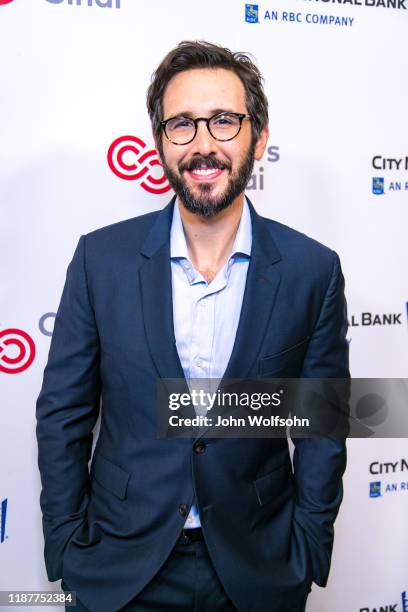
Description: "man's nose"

(189, 120), (217, 157)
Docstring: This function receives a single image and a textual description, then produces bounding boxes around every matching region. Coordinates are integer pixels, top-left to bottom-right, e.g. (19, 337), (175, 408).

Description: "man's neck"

(178, 194), (245, 284)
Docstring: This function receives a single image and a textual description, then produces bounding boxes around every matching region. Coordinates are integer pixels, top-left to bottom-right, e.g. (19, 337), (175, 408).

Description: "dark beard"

(161, 141), (256, 219)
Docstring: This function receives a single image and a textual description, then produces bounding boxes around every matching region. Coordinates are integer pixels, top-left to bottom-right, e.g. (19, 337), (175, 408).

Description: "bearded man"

(36, 40), (349, 612)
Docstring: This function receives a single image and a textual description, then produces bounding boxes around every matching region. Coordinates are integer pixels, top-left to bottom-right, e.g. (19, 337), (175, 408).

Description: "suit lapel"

(139, 198), (181, 380)
(222, 200), (282, 382)
(139, 242), (184, 381)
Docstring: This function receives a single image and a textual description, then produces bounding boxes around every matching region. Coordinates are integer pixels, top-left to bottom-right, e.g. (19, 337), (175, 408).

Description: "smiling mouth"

(186, 167), (226, 182)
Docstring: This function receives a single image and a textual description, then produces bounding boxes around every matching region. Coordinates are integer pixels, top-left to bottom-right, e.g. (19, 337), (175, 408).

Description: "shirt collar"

(231, 196), (252, 258)
(170, 198), (190, 260)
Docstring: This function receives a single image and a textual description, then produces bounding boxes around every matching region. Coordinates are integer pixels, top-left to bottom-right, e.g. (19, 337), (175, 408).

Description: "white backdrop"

(1, 0), (407, 610)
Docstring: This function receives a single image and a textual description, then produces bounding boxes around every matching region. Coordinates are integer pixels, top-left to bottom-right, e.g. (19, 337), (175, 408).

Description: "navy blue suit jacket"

(36, 197), (349, 612)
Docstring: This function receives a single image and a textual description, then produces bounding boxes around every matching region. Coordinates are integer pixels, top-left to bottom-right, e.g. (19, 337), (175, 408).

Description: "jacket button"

(179, 504), (188, 516)
(193, 441), (206, 454)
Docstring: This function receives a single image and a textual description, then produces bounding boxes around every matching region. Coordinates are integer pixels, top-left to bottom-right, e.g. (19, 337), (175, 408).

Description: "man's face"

(159, 68), (268, 218)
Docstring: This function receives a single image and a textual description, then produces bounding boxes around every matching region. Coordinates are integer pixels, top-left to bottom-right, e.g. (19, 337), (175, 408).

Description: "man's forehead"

(162, 68), (246, 117)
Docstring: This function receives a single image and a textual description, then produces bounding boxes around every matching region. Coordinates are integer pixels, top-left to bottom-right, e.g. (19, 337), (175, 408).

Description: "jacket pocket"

(253, 461), (293, 506)
(258, 336), (310, 376)
(91, 453), (130, 500)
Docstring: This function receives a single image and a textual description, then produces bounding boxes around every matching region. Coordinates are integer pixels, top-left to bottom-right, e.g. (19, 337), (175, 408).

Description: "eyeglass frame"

(160, 111), (252, 145)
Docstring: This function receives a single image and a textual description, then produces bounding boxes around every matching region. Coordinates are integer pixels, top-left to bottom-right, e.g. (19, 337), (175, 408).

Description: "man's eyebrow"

(167, 109), (237, 118)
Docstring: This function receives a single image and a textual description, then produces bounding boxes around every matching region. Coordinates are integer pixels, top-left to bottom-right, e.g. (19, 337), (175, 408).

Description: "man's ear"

(254, 126), (269, 161)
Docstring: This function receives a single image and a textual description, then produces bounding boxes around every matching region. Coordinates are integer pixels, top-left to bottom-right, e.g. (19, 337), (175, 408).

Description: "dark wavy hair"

(146, 40), (268, 156)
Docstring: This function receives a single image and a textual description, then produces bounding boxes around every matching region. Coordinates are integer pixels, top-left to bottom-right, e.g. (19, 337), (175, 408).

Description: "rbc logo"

(245, 4), (259, 23)
(372, 177), (384, 195)
(0, 498), (7, 543)
(369, 481), (381, 498)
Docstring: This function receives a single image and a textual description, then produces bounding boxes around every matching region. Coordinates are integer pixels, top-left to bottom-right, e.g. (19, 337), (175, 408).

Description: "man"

(36, 41), (349, 612)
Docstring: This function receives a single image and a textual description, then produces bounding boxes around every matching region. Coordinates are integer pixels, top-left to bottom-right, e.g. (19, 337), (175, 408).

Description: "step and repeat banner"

(1, 0), (407, 610)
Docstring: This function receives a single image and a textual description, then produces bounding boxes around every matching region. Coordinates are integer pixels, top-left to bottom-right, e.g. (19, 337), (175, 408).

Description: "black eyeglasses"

(160, 111), (252, 145)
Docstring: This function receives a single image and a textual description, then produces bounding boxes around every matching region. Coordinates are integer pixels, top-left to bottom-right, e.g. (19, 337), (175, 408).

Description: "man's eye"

(172, 119), (193, 129)
(214, 115), (236, 125)
(213, 115), (235, 126)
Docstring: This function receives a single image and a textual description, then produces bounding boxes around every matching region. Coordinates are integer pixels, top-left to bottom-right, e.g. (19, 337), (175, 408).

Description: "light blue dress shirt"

(170, 198), (252, 528)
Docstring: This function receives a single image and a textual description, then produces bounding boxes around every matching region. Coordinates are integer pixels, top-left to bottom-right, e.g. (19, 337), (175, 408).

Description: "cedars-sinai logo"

(107, 135), (171, 195)
(0, 328), (36, 374)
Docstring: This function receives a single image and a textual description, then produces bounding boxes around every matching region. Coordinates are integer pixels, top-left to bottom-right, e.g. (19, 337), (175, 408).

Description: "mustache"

(179, 156), (232, 173)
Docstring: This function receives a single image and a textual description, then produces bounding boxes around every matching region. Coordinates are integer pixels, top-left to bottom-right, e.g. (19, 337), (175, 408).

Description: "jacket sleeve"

(291, 251), (349, 587)
(36, 235), (101, 581)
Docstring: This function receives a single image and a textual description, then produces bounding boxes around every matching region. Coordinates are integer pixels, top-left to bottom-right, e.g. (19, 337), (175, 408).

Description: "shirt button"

(187, 516), (193, 524)
(195, 358), (203, 367)
(179, 504), (188, 517)
(194, 441), (206, 454)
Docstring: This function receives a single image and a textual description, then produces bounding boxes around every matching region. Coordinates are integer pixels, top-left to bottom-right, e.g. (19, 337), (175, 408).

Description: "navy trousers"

(63, 533), (308, 612)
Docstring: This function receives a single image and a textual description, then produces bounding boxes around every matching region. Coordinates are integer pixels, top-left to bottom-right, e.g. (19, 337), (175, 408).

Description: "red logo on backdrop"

(0, 1), (15, 5)
(107, 135), (171, 195)
(0, 328), (36, 374)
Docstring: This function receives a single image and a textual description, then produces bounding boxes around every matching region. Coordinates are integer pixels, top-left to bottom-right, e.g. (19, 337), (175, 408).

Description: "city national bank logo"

(245, 4), (259, 22)
(369, 458), (408, 498)
(349, 300), (408, 329)
(244, 2), (355, 26)
(371, 155), (408, 194)
(0, 328), (36, 374)
(46, 0), (120, 7)
(349, 309), (404, 328)
(0, 498), (7, 543)
(107, 136), (171, 195)
(304, 0), (406, 8)
(359, 591), (408, 611)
